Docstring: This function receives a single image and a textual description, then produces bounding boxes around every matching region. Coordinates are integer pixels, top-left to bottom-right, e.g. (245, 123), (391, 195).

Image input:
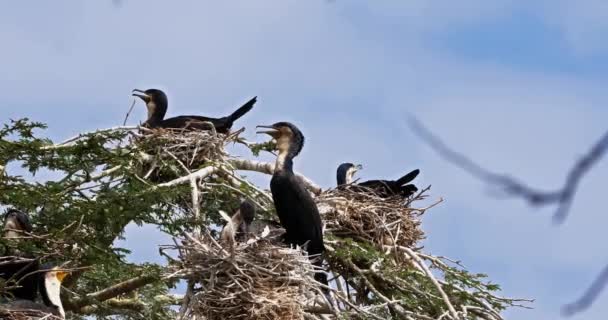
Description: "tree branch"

(409, 117), (608, 224)
(65, 274), (158, 311)
(562, 263), (608, 317)
(228, 158), (322, 195)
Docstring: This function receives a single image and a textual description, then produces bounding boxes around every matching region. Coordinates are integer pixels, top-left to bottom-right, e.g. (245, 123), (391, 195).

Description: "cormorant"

(132, 88), (256, 134)
(220, 200), (256, 244)
(1, 209), (39, 302)
(256, 122), (327, 285)
(336, 163), (420, 198)
(220, 200), (282, 244)
(1, 265), (68, 318)
(3, 209), (32, 239)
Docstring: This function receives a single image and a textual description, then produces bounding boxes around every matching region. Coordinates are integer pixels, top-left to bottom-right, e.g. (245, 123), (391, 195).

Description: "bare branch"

(66, 274), (158, 311)
(409, 117), (608, 224)
(228, 158), (322, 195)
(562, 263), (608, 317)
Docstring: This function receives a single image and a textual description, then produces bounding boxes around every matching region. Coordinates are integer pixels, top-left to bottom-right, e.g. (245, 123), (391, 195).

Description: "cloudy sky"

(2, 1), (608, 319)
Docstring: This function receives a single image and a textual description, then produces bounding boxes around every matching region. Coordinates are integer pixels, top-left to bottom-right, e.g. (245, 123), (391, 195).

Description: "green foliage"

(1, 119), (525, 319)
(0, 119), (263, 319)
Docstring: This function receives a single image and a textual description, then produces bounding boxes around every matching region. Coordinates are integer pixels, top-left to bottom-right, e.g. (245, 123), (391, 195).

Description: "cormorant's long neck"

(275, 147), (297, 173)
(337, 173), (347, 186)
(146, 102), (167, 126)
(275, 151), (294, 173)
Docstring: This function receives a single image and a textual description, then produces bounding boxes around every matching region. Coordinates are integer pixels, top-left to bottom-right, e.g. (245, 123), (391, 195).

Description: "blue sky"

(2, 1), (608, 319)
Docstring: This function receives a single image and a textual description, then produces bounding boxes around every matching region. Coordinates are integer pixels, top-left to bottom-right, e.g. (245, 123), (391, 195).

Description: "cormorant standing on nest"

(1, 209), (40, 301)
(336, 163), (420, 198)
(256, 122), (327, 285)
(1, 265), (68, 318)
(220, 200), (283, 245)
(132, 88), (256, 133)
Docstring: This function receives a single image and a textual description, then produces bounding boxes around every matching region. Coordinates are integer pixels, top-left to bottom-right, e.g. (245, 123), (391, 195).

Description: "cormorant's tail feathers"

(396, 169), (420, 186)
(228, 96), (257, 122)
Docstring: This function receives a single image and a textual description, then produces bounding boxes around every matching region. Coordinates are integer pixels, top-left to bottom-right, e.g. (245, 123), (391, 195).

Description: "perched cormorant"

(336, 163), (420, 198)
(132, 88), (256, 134)
(3, 209), (32, 239)
(1, 209), (39, 302)
(256, 122), (327, 285)
(1, 265), (68, 318)
(220, 200), (282, 244)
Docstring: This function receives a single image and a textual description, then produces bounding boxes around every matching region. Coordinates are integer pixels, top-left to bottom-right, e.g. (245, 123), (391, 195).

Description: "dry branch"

(410, 117), (608, 316)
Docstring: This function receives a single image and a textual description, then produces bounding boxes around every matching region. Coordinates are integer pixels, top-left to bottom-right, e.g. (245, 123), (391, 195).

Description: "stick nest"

(175, 232), (318, 320)
(0, 309), (62, 320)
(133, 127), (241, 178)
(318, 186), (427, 249)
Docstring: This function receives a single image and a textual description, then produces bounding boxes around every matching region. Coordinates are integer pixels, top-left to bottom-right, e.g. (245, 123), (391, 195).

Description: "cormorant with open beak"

(132, 88), (256, 134)
(1, 265), (69, 318)
(256, 122), (327, 285)
(1, 209), (40, 301)
(337, 163), (420, 198)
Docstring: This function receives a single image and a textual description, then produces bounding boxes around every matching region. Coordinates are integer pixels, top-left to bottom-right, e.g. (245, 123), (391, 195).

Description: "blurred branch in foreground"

(562, 264), (608, 317)
(408, 117), (608, 224)
(409, 117), (608, 317)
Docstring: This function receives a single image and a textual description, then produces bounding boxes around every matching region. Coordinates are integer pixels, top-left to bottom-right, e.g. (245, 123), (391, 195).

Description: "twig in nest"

(123, 99), (137, 126)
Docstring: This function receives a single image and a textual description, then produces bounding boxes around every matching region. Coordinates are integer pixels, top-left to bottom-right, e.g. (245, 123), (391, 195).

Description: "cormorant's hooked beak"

(354, 164), (363, 171)
(55, 262), (71, 283)
(256, 125), (280, 139)
(132, 89), (150, 103)
(56, 270), (69, 283)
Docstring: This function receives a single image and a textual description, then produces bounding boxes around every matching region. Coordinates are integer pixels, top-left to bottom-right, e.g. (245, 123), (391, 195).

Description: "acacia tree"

(0, 118), (527, 319)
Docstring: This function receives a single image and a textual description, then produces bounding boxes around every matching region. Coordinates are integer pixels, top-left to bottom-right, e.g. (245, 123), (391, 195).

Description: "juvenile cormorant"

(336, 163), (420, 198)
(220, 200), (256, 244)
(132, 88), (256, 133)
(1, 209), (39, 302)
(220, 200), (282, 244)
(257, 122), (327, 285)
(1, 265), (68, 318)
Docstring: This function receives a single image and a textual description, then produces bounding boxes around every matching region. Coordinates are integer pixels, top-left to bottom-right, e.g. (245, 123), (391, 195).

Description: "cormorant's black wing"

(0, 299), (60, 316)
(158, 116), (227, 132)
(357, 179), (396, 197)
(0, 258), (40, 301)
(156, 97), (256, 133)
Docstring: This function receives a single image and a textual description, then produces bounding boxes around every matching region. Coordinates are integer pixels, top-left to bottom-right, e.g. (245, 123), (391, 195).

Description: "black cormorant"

(132, 88), (256, 133)
(256, 122), (327, 285)
(336, 163), (420, 198)
(220, 200), (282, 244)
(1, 265), (68, 318)
(3, 209), (32, 239)
(1, 209), (39, 302)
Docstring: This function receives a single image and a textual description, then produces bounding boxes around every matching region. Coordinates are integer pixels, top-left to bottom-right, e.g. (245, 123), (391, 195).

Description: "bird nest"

(317, 186), (430, 249)
(133, 127), (242, 180)
(174, 232), (319, 320)
(0, 309), (62, 320)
